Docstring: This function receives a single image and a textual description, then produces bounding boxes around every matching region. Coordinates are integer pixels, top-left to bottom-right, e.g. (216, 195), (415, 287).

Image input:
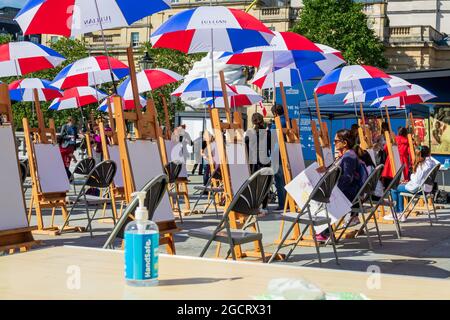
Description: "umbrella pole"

(350, 80), (358, 119)
(93, 0), (118, 93)
(33, 88), (47, 143)
(296, 69), (310, 125)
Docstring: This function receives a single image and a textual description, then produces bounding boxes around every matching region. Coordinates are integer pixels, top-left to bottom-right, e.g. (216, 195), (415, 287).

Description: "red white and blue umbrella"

(51, 56), (129, 89)
(221, 32), (325, 68)
(0, 41), (65, 77)
(343, 76), (412, 104)
(315, 65), (391, 95)
(15, 0), (171, 37)
(118, 68), (183, 96)
(205, 85), (262, 108)
(371, 85), (436, 108)
(172, 77), (237, 99)
(49, 87), (107, 111)
(98, 96), (146, 112)
(151, 6), (274, 53)
(251, 45), (345, 89)
(9, 78), (62, 101)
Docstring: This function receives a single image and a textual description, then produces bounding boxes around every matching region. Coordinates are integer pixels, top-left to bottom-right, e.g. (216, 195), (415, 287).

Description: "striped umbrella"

(205, 85), (262, 108)
(371, 85), (436, 108)
(0, 41), (65, 77)
(315, 65), (391, 95)
(49, 87), (107, 111)
(172, 77), (237, 99)
(343, 76), (412, 104)
(9, 78), (62, 101)
(15, 0), (171, 37)
(98, 95), (146, 112)
(52, 56), (129, 89)
(221, 31), (325, 68)
(151, 6), (274, 53)
(118, 68), (183, 96)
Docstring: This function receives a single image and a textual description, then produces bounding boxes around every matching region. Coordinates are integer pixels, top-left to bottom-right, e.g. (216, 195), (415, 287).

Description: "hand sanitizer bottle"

(124, 192), (159, 287)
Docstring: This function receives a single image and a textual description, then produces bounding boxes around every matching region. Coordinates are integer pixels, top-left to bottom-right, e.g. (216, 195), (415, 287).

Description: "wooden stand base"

(0, 227), (40, 254)
(32, 225), (85, 236)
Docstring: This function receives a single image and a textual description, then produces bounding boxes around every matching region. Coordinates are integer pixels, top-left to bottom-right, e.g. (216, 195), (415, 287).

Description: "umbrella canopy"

(221, 31), (325, 68)
(15, 0), (171, 37)
(205, 85), (262, 108)
(118, 68), (183, 96)
(9, 78), (62, 101)
(315, 65), (391, 95)
(52, 56), (129, 89)
(151, 6), (274, 53)
(343, 75), (412, 104)
(98, 95), (146, 112)
(371, 85), (437, 108)
(251, 45), (345, 89)
(0, 41), (65, 77)
(49, 87), (107, 111)
(172, 77), (237, 98)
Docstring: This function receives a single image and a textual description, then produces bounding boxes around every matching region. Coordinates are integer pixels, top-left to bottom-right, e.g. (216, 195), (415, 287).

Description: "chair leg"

(422, 192), (433, 226)
(327, 222), (339, 265)
(84, 201), (93, 238)
(268, 219), (300, 263)
(259, 239), (266, 263)
(310, 226), (322, 266)
(431, 197), (438, 220)
(359, 213), (373, 250)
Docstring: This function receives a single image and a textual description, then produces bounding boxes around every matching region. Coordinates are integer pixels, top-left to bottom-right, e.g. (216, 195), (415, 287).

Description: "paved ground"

(23, 169), (450, 280)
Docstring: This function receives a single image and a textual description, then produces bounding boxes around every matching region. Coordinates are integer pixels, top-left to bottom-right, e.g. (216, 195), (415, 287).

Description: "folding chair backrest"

(384, 164), (405, 195)
(74, 157), (96, 176)
(228, 167), (274, 216)
(85, 160), (117, 189)
(353, 164), (384, 204)
(164, 160), (182, 184)
(424, 163), (441, 187)
(103, 174), (169, 247)
(310, 166), (342, 204)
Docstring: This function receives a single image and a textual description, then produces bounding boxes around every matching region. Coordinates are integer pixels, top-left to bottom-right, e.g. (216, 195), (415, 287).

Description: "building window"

(263, 88), (274, 103)
(51, 36), (59, 44)
(131, 32), (140, 47)
(30, 36), (39, 44)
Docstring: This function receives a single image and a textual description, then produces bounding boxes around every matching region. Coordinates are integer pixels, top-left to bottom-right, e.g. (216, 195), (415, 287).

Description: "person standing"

(270, 104), (287, 210)
(60, 117), (79, 173)
(191, 131), (205, 176)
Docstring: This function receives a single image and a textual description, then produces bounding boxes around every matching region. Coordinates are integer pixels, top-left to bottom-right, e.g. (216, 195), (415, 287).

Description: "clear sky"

(0, 0), (27, 9)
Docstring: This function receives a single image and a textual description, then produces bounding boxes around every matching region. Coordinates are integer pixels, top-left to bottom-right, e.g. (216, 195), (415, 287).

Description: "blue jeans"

(390, 184), (411, 213)
(274, 166), (286, 210)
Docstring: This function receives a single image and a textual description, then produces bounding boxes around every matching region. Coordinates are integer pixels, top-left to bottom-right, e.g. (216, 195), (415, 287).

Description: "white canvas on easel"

(108, 145), (124, 188)
(286, 142), (306, 178)
(226, 142), (250, 196)
(367, 148), (376, 166)
(322, 147), (334, 167)
(285, 162), (352, 233)
(126, 140), (174, 223)
(164, 140), (188, 178)
(0, 127), (28, 231)
(391, 145), (404, 180)
(34, 144), (70, 194)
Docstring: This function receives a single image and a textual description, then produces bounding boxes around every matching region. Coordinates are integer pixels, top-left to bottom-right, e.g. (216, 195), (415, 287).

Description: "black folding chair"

(70, 157), (96, 194)
(103, 174), (169, 249)
(268, 166), (342, 265)
(188, 167), (274, 262)
(191, 166), (223, 218)
(401, 163), (441, 226)
(357, 165), (405, 240)
(164, 160), (183, 223)
(61, 160), (116, 237)
(335, 165), (385, 249)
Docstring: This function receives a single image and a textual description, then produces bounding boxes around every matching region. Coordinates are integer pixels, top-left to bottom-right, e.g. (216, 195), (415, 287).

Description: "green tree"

(0, 34), (13, 45)
(141, 43), (205, 127)
(292, 0), (388, 68)
(9, 38), (91, 130)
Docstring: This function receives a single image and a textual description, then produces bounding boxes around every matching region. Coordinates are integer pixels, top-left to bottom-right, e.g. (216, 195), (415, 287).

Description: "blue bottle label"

(124, 232), (159, 281)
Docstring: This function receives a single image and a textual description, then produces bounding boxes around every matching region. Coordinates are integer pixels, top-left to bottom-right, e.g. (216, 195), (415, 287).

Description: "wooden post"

(160, 93), (172, 140)
(279, 82), (291, 129)
(126, 47), (143, 138)
(219, 70), (232, 124)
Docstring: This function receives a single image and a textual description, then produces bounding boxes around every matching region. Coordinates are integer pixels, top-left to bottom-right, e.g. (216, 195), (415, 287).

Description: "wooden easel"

(209, 70), (274, 261)
(0, 83), (39, 254)
(358, 103), (374, 151)
(158, 94), (191, 215)
(112, 47), (179, 254)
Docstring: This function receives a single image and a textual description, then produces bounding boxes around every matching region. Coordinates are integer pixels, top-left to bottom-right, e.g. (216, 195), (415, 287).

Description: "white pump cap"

(131, 191), (148, 221)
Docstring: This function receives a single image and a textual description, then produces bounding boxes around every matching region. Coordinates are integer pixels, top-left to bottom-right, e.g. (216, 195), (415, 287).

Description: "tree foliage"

(292, 0), (388, 68)
(140, 43), (205, 127)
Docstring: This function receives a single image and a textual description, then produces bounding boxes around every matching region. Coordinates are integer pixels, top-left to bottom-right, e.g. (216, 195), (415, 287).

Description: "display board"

(126, 140), (174, 223)
(226, 142), (250, 196)
(107, 145), (124, 188)
(34, 144), (70, 194)
(0, 127), (28, 231)
(164, 140), (188, 178)
(286, 142), (306, 178)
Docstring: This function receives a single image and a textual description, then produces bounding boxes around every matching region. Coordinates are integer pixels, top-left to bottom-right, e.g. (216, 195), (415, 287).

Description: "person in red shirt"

(382, 127), (410, 184)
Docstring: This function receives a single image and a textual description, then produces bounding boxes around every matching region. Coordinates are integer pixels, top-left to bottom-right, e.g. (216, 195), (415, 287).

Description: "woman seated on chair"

(317, 129), (366, 241)
(385, 145), (435, 220)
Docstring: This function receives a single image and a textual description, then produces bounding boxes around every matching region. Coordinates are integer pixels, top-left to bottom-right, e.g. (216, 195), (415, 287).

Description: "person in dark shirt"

(270, 104), (287, 210)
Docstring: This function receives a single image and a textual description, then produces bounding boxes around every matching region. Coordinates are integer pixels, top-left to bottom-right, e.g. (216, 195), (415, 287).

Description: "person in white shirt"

(388, 145), (436, 216)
